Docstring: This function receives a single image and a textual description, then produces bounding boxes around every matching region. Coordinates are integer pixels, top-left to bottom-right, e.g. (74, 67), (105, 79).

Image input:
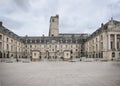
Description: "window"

(34, 53), (36, 56)
(61, 45), (62, 48)
(111, 41), (113, 49)
(66, 53), (68, 56)
(36, 40), (39, 43)
(52, 19), (54, 22)
(96, 38), (98, 42)
(66, 45), (67, 48)
(0, 51), (2, 58)
(112, 52), (115, 58)
(11, 46), (13, 51)
(30, 45), (32, 48)
(7, 44), (9, 50)
(96, 44), (98, 51)
(0, 35), (2, 40)
(117, 42), (119, 49)
(119, 53), (120, 58)
(71, 45), (72, 48)
(32, 40), (35, 43)
(11, 40), (13, 43)
(52, 49), (54, 52)
(101, 42), (103, 50)
(101, 35), (103, 40)
(55, 45), (57, 48)
(76, 49), (78, 51)
(7, 38), (9, 42)
(0, 42), (2, 49)
(49, 45), (51, 48)
(52, 34), (54, 37)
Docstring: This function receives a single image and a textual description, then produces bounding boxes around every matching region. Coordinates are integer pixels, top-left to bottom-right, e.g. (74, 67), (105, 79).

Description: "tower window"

(52, 34), (54, 36)
(52, 19), (54, 22)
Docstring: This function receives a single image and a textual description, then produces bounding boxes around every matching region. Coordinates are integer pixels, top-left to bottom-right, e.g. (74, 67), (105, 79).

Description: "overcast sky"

(0, 0), (120, 36)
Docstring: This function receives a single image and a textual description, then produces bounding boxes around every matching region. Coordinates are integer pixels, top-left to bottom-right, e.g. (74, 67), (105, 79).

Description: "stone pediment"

(109, 25), (120, 32)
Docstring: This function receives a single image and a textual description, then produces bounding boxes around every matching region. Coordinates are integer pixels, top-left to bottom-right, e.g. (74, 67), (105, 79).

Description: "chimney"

(56, 14), (59, 18)
(0, 21), (2, 26)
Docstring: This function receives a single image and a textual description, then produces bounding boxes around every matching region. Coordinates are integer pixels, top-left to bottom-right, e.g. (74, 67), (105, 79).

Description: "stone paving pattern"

(0, 62), (120, 86)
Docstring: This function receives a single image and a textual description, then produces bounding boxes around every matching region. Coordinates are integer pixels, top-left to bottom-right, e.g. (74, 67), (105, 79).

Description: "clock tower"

(49, 15), (59, 37)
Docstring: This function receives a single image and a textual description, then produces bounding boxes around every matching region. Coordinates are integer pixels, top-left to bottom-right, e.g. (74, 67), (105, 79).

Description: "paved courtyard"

(0, 61), (120, 86)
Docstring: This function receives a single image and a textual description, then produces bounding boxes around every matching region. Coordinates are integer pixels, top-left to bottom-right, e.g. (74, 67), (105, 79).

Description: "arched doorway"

(32, 50), (40, 61)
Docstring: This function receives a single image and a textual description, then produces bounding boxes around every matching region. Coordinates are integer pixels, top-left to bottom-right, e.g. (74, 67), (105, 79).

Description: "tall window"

(52, 19), (54, 22)
(0, 35), (2, 40)
(66, 45), (67, 48)
(7, 44), (9, 50)
(96, 44), (98, 51)
(52, 34), (54, 36)
(7, 38), (9, 42)
(11, 40), (13, 43)
(34, 53), (36, 56)
(11, 46), (13, 51)
(0, 51), (2, 58)
(119, 53), (120, 58)
(96, 38), (98, 42)
(101, 35), (103, 40)
(0, 42), (2, 49)
(117, 42), (120, 49)
(30, 45), (32, 48)
(101, 42), (103, 50)
(112, 52), (115, 58)
(111, 41), (113, 50)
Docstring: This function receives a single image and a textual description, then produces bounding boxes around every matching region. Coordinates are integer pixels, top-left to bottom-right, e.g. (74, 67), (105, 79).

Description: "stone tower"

(49, 15), (59, 37)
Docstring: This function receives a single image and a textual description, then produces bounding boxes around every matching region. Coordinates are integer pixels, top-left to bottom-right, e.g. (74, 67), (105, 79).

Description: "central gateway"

(32, 50), (40, 61)
(63, 50), (71, 61)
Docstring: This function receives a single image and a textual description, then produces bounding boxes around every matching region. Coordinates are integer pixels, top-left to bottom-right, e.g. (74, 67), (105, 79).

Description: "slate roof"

(86, 19), (120, 41)
(0, 25), (23, 42)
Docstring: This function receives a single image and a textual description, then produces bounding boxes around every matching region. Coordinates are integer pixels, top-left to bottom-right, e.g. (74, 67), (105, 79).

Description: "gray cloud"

(0, 0), (120, 36)
(13, 0), (30, 11)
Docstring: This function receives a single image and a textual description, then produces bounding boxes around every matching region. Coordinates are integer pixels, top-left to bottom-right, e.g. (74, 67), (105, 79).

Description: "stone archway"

(63, 50), (71, 61)
(32, 50), (40, 61)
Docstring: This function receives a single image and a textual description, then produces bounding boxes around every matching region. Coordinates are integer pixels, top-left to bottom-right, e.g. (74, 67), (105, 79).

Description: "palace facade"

(0, 15), (120, 61)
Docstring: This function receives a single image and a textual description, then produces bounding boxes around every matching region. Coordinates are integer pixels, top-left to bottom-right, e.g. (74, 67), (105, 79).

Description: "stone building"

(84, 18), (120, 60)
(22, 15), (87, 61)
(0, 15), (120, 61)
(0, 22), (25, 59)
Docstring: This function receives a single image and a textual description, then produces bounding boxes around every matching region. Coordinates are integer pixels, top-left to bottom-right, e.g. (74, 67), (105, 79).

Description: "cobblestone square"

(0, 61), (120, 86)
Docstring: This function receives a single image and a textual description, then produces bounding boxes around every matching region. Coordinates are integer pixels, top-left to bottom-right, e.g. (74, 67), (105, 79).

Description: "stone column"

(115, 34), (117, 50)
(108, 34), (111, 50)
